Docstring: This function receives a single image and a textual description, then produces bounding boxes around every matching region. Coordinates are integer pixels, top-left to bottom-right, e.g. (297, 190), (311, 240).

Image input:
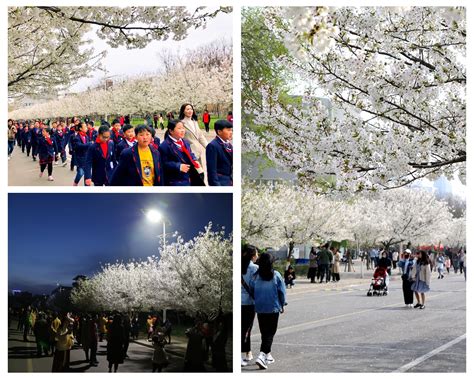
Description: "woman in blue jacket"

(241, 245), (258, 367)
(249, 252), (286, 370)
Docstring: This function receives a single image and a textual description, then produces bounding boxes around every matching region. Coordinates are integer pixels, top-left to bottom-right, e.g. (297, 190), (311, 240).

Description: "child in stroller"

(367, 267), (388, 296)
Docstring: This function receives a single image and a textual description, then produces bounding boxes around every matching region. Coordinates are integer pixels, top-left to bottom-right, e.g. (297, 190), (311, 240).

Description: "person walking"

(241, 245), (258, 367)
(436, 252), (445, 279)
(318, 243), (333, 283)
(410, 251), (431, 310)
(307, 247), (318, 283)
(331, 247), (341, 282)
(249, 252), (286, 370)
(107, 314), (126, 373)
(400, 251), (415, 307)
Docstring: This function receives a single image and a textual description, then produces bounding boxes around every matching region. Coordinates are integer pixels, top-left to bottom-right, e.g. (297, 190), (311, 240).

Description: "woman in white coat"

(179, 103), (207, 178)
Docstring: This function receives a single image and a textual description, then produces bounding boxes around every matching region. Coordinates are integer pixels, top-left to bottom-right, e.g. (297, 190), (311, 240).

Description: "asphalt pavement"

(242, 270), (466, 373)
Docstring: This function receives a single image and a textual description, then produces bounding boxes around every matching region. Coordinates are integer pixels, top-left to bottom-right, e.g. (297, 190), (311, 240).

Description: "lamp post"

(146, 209), (167, 322)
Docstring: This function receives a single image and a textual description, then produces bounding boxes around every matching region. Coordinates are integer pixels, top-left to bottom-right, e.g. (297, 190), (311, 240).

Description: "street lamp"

(145, 209), (168, 322)
(146, 209), (166, 250)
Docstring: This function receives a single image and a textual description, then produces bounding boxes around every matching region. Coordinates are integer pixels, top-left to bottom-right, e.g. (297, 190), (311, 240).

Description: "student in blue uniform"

(158, 120), (204, 186)
(84, 125), (115, 186)
(53, 122), (68, 166)
(115, 124), (136, 161)
(110, 125), (164, 186)
(206, 119), (233, 186)
(21, 125), (32, 156)
(86, 121), (98, 142)
(150, 127), (161, 150)
(67, 120), (79, 171)
(30, 120), (42, 161)
(72, 122), (92, 186)
(38, 127), (58, 181)
(110, 119), (124, 160)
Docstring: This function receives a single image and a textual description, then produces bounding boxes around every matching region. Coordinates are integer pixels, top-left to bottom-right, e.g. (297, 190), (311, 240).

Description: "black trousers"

(204, 123), (210, 133)
(40, 162), (53, 176)
(402, 278), (414, 305)
(319, 264), (330, 282)
(257, 312), (279, 354)
(241, 305), (255, 353)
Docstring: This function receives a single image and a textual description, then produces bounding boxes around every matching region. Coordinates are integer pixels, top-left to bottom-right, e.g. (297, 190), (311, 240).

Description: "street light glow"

(146, 209), (163, 223)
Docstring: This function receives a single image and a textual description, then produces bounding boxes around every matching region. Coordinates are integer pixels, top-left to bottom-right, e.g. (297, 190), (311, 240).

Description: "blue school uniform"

(84, 140), (116, 186)
(37, 135), (58, 164)
(206, 137), (233, 186)
(110, 145), (164, 186)
(158, 136), (198, 186)
(87, 128), (98, 142)
(72, 133), (91, 168)
(116, 139), (136, 162)
(111, 129), (124, 160)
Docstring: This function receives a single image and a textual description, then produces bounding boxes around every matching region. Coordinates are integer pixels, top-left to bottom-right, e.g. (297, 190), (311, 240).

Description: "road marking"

(251, 292), (449, 338)
(392, 334), (466, 373)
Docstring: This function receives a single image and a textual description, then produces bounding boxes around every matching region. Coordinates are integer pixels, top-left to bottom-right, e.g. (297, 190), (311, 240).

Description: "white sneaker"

(48, 176), (54, 181)
(266, 353), (275, 364)
(255, 352), (268, 369)
(62, 161), (68, 167)
(244, 351), (253, 362)
(54, 161), (59, 165)
(241, 358), (248, 367)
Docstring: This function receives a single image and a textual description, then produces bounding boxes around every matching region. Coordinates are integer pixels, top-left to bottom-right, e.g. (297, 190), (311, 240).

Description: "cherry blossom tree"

(244, 6), (465, 193)
(9, 6), (232, 99)
(9, 39), (233, 120)
(242, 180), (461, 254)
(242, 181), (350, 256)
(71, 223), (232, 318)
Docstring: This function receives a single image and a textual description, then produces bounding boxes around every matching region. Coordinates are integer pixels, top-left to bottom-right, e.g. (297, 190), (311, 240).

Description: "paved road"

(8, 327), (232, 372)
(8, 130), (216, 186)
(242, 271), (466, 373)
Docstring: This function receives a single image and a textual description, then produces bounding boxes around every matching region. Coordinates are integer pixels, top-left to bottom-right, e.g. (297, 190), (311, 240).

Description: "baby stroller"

(367, 267), (388, 296)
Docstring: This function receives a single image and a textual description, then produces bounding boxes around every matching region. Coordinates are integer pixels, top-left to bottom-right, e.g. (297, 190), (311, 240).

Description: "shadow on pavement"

(8, 346), (40, 359)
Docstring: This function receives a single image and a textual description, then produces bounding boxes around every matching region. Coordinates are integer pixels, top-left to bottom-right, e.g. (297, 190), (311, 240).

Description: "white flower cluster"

(8, 6), (232, 99)
(70, 223), (232, 318)
(9, 40), (232, 119)
(242, 181), (463, 250)
(246, 6), (465, 193)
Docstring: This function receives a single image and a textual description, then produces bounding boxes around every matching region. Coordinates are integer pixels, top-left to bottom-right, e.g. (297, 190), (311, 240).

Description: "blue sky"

(8, 193), (232, 295)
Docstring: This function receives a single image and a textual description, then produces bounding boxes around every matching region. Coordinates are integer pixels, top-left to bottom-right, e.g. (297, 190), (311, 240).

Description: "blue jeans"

(74, 167), (87, 185)
(8, 141), (14, 156)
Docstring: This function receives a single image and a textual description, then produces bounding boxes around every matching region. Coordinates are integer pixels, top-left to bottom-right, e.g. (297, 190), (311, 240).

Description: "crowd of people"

(7, 104), (233, 186)
(241, 243), (466, 369)
(10, 306), (229, 372)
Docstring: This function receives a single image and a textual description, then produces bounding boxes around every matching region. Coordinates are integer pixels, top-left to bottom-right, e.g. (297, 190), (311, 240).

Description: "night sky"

(9, 193), (232, 295)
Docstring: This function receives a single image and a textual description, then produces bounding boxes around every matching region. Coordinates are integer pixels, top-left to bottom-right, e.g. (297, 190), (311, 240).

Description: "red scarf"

(96, 137), (108, 158)
(126, 137), (136, 143)
(45, 137), (53, 145)
(176, 140), (199, 168)
(79, 131), (87, 143)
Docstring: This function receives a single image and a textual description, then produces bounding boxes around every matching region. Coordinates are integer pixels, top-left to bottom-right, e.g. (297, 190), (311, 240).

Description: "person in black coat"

(107, 314), (126, 373)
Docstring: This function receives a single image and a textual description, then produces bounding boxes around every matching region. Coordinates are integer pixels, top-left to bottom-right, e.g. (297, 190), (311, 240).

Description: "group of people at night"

(11, 306), (230, 373)
(7, 103), (233, 186)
